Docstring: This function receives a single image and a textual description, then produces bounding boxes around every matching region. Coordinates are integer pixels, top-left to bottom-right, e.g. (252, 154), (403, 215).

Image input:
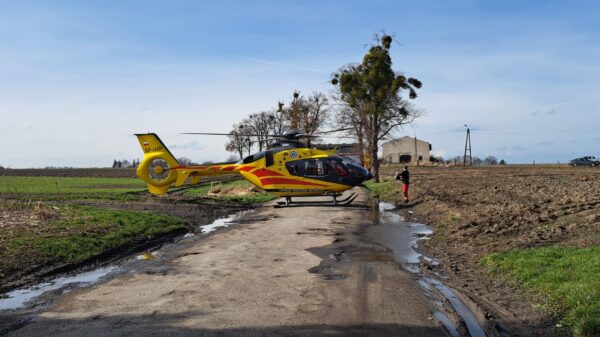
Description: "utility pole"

(463, 124), (472, 166)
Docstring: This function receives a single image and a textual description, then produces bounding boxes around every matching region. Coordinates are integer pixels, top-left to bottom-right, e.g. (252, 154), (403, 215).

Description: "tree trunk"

(357, 133), (365, 166)
(369, 112), (380, 183)
(370, 134), (379, 183)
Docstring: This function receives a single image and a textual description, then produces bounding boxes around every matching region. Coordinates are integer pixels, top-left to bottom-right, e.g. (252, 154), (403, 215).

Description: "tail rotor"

(135, 133), (180, 195)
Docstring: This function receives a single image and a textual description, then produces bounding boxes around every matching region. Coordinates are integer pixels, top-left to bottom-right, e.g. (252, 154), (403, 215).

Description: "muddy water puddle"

(0, 266), (117, 311)
(198, 209), (254, 234)
(368, 201), (487, 337)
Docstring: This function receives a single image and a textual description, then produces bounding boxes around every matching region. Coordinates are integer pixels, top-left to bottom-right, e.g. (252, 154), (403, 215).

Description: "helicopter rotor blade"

(181, 132), (236, 136)
(314, 127), (355, 135)
(293, 134), (319, 138)
(181, 130), (351, 140)
(320, 136), (356, 139)
(249, 138), (277, 144)
(181, 132), (285, 137)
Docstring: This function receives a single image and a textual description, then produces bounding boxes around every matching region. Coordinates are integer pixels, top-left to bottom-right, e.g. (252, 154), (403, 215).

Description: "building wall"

(382, 137), (431, 164)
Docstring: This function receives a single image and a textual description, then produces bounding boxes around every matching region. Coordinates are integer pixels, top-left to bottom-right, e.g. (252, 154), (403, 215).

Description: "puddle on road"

(369, 201), (487, 337)
(368, 202), (433, 273)
(0, 266), (117, 311)
(199, 209), (254, 234)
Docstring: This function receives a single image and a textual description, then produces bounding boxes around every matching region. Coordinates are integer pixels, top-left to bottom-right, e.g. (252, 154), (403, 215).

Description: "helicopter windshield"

(343, 159), (370, 178)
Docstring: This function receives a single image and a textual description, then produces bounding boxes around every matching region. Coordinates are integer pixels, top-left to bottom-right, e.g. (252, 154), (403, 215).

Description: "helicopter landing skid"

(274, 192), (357, 208)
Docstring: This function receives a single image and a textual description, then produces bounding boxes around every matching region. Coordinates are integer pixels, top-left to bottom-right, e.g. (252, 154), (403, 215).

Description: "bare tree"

(177, 157), (198, 166)
(300, 92), (329, 146)
(269, 107), (289, 136)
(332, 94), (367, 166)
(244, 112), (274, 151)
(279, 91), (330, 146)
(225, 123), (253, 160)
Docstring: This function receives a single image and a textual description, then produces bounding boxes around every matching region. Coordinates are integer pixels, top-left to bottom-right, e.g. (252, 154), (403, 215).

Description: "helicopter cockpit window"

(285, 161), (298, 175)
(265, 150), (274, 167)
(304, 159), (324, 176)
(243, 151), (265, 164)
(324, 159), (348, 176)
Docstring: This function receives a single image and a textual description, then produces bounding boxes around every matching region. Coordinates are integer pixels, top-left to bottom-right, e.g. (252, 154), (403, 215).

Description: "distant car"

(569, 157), (600, 167)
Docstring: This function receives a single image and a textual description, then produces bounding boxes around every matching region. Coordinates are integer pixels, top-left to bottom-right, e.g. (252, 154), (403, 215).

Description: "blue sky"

(1, 0), (599, 167)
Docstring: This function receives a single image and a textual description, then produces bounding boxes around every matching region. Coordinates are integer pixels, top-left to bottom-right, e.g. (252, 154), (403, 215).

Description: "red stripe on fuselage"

(221, 166), (236, 171)
(260, 177), (326, 187)
(239, 166), (253, 172)
(252, 168), (284, 177)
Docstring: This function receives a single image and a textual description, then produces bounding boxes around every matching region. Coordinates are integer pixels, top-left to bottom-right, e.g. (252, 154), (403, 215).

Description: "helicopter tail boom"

(135, 133), (252, 195)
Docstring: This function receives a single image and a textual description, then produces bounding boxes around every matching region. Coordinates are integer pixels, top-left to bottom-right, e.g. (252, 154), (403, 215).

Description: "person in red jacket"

(395, 166), (410, 203)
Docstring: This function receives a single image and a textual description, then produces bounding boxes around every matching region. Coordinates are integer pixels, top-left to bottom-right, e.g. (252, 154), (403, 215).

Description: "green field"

(0, 176), (145, 194)
(0, 176), (276, 203)
(482, 246), (600, 337)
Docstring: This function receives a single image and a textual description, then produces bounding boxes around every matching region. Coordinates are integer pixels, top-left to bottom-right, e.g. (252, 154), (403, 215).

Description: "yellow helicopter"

(135, 131), (372, 205)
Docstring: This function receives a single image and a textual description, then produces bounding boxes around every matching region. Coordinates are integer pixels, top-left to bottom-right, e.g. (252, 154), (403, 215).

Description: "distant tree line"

(112, 159), (140, 168)
(177, 157), (200, 166)
(430, 155), (506, 166)
(112, 157), (203, 168)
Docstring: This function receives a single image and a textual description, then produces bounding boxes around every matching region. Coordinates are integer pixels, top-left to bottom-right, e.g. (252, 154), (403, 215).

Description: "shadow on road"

(6, 312), (452, 337)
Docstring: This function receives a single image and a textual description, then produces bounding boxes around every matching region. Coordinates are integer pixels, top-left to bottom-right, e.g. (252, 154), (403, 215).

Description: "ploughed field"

(371, 165), (600, 337)
(0, 170), (272, 293)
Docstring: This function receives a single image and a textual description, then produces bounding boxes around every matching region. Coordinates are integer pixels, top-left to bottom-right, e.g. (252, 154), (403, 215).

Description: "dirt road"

(5, 189), (450, 337)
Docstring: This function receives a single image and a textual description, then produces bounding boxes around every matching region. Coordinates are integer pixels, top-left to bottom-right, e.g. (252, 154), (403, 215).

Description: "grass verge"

(364, 180), (398, 201)
(481, 246), (600, 337)
(1, 203), (185, 281)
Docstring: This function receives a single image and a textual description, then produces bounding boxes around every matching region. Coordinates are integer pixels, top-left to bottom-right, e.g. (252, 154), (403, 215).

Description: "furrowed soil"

(378, 165), (600, 336)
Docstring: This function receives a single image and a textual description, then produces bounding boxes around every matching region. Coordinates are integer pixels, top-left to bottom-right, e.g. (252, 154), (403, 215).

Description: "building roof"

(381, 136), (430, 146)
